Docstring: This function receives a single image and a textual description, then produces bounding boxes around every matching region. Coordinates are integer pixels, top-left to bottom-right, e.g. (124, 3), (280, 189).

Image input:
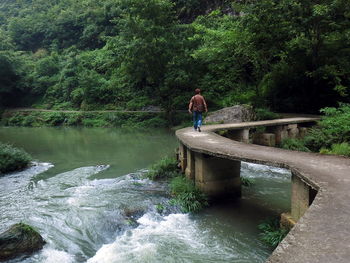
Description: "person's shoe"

(194, 127), (197, 131)
(198, 127), (201, 132)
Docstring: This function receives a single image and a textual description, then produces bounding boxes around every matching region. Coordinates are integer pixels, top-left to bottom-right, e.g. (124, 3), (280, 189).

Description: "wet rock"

(122, 207), (145, 227)
(123, 207), (145, 219)
(204, 105), (255, 124)
(0, 223), (45, 261)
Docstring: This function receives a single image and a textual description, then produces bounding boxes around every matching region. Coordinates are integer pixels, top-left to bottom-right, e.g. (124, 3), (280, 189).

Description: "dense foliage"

(1, 0), (349, 115)
(169, 176), (208, 213)
(0, 143), (32, 174)
(279, 103), (350, 157)
(145, 156), (179, 180)
(258, 218), (289, 248)
(1, 110), (169, 128)
(145, 156), (208, 212)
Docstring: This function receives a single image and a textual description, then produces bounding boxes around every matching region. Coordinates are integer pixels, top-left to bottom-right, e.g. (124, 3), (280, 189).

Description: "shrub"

(0, 143), (32, 174)
(280, 138), (310, 152)
(319, 104), (350, 143)
(145, 156), (179, 180)
(303, 127), (332, 152)
(42, 112), (66, 126)
(320, 143), (350, 157)
(255, 108), (280, 121)
(258, 218), (289, 248)
(169, 176), (208, 213)
(303, 104), (350, 152)
(241, 176), (254, 187)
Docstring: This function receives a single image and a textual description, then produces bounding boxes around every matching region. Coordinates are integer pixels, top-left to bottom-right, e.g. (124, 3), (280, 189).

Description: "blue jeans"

(193, 111), (202, 129)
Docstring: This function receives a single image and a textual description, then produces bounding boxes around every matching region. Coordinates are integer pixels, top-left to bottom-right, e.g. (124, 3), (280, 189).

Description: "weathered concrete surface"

(176, 117), (350, 263)
(194, 153), (241, 199)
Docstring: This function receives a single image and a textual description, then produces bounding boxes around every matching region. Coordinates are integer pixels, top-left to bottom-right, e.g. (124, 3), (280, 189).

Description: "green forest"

(0, 0), (349, 114)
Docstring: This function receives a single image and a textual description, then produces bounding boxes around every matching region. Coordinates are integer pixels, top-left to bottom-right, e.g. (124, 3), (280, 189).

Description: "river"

(0, 127), (291, 263)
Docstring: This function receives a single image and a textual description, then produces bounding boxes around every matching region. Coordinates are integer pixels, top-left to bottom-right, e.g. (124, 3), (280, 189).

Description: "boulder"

(0, 223), (45, 261)
(204, 105), (255, 124)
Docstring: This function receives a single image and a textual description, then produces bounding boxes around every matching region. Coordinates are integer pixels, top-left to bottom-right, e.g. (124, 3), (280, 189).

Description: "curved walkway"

(176, 118), (350, 263)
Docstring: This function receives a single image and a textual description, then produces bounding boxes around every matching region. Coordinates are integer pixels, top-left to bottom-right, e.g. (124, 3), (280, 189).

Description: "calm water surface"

(0, 127), (291, 263)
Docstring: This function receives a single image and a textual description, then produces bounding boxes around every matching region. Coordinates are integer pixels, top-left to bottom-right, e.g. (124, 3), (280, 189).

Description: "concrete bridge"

(176, 117), (350, 263)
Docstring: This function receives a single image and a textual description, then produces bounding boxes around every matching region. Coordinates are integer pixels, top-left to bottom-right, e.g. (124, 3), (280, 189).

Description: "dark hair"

(195, 88), (201, 94)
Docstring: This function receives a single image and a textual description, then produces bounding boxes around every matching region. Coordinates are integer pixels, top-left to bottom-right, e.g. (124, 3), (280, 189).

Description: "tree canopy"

(0, 0), (349, 113)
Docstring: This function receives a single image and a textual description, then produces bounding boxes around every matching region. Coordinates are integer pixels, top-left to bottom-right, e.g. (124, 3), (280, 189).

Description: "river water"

(0, 127), (291, 263)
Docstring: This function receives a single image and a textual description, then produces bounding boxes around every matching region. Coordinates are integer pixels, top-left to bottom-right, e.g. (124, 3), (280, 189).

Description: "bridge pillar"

(185, 149), (195, 180)
(178, 143), (187, 173)
(267, 125), (289, 145)
(194, 153), (241, 199)
(287, 124), (299, 138)
(227, 129), (250, 143)
(291, 173), (315, 220)
(281, 172), (317, 230)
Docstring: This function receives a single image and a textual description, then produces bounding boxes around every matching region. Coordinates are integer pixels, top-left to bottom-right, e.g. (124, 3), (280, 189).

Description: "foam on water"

(241, 161), (291, 180)
(87, 213), (200, 263)
(27, 248), (75, 263)
(87, 211), (269, 263)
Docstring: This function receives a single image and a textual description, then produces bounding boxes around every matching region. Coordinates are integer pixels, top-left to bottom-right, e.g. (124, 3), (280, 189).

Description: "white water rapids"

(1, 162), (290, 263)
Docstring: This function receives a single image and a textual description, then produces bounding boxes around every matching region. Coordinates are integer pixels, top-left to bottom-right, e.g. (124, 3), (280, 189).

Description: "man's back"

(191, 94), (206, 112)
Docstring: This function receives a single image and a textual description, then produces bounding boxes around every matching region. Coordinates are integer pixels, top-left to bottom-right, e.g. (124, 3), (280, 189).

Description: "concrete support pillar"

(267, 125), (288, 145)
(291, 173), (310, 221)
(298, 127), (308, 138)
(252, 133), (276, 147)
(194, 153), (241, 199)
(227, 129), (250, 143)
(185, 149), (195, 181)
(281, 173), (318, 230)
(178, 143), (187, 173)
(288, 124), (299, 138)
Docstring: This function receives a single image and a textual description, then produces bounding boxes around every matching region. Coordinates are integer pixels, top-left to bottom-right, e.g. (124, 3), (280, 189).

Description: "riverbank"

(0, 109), (189, 129)
(0, 142), (32, 174)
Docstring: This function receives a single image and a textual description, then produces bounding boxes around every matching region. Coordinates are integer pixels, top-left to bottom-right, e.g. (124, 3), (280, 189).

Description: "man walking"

(188, 89), (208, 132)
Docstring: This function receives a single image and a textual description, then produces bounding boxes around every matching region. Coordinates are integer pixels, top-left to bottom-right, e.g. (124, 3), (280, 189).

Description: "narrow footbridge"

(176, 117), (350, 263)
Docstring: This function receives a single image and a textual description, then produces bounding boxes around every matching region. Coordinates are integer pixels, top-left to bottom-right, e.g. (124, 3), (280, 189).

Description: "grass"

(280, 138), (311, 152)
(0, 143), (32, 174)
(169, 176), (208, 213)
(320, 142), (350, 157)
(145, 156), (179, 180)
(258, 218), (289, 248)
(241, 176), (254, 187)
(145, 156), (208, 213)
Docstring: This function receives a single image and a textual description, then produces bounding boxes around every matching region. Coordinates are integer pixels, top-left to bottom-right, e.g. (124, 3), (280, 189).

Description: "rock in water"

(204, 105), (255, 124)
(0, 223), (45, 261)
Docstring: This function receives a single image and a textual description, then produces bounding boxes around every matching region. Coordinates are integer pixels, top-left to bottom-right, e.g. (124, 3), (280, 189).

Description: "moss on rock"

(0, 223), (46, 261)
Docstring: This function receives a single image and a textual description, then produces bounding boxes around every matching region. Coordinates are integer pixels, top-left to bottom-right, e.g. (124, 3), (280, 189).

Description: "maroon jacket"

(189, 94), (207, 112)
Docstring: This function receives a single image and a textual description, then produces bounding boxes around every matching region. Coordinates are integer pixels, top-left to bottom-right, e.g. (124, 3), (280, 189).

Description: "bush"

(255, 108), (280, 121)
(0, 143), (32, 174)
(303, 104), (350, 152)
(145, 156), (179, 180)
(241, 176), (254, 187)
(42, 112), (66, 126)
(169, 176), (208, 213)
(280, 138), (310, 152)
(258, 218), (289, 248)
(320, 143), (350, 157)
(318, 104), (350, 144)
(303, 127), (332, 152)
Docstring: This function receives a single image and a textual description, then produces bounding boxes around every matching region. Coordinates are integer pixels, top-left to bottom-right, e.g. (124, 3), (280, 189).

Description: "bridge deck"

(176, 118), (350, 263)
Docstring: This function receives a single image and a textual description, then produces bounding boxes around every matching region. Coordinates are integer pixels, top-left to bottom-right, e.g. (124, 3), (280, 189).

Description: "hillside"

(0, 0), (349, 114)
